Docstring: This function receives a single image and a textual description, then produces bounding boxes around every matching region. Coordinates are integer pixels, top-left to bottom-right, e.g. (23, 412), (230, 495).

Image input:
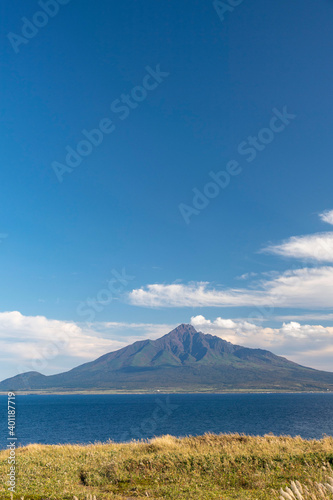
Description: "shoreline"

(0, 389), (332, 395)
(1, 430), (333, 452)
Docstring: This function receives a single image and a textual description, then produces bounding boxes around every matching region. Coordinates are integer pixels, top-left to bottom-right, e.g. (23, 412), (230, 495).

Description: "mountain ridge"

(1, 324), (332, 392)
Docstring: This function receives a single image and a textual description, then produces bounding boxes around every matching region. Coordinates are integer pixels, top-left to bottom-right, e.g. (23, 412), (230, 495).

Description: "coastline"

(1, 388), (332, 395)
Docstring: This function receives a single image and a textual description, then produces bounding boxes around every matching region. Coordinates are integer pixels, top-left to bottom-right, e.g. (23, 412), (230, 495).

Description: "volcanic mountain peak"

(1, 323), (333, 392)
(159, 323), (203, 349)
(164, 323), (198, 338)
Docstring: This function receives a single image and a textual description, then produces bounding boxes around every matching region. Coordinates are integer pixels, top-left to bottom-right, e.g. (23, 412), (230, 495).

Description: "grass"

(0, 434), (333, 499)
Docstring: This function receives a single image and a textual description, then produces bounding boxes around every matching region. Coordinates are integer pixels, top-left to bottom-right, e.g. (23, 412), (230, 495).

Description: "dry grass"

(0, 433), (333, 499)
(279, 476), (333, 499)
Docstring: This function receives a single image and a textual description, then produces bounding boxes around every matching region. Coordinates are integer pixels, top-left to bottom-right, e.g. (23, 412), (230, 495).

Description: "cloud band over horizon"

(1, 311), (333, 380)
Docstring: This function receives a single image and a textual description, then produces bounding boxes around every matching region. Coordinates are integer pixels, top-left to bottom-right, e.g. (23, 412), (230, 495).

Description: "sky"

(1, 0), (333, 380)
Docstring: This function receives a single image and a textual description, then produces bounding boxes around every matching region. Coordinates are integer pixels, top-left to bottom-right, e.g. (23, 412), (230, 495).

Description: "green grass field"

(1, 434), (333, 499)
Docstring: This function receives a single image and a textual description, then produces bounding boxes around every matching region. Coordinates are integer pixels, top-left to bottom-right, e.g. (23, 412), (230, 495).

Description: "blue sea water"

(1, 393), (333, 450)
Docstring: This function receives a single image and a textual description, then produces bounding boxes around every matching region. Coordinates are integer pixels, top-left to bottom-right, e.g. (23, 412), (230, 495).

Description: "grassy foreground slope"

(0, 434), (333, 500)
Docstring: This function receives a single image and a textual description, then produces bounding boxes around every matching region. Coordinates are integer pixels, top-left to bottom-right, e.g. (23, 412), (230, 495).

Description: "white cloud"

(128, 267), (333, 309)
(215, 317), (238, 329)
(129, 282), (265, 308)
(262, 233), (333, 262)
(0, 311), (175, 380)
(262, 210), (333, 262)
(0, 312), (123, 379)
(320, 209), (333, 226)
(236, 272), (258, 280)
(190, 315), (333, 371)
(275, 313), (333, 322)
(191, 315), (256, 333)
(190, 315), (212, 328)
(266, 266), (333, 308)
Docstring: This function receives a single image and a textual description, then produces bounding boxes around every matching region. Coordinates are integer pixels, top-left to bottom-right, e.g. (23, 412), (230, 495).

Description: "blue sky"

(1, 0), (333, 379)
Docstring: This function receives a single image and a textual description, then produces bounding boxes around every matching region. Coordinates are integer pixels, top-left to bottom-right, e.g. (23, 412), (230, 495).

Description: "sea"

(1, 392), (333, 450)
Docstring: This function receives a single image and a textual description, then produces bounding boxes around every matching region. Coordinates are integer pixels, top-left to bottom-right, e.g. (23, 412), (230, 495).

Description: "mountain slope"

(1, 324), (333, 392)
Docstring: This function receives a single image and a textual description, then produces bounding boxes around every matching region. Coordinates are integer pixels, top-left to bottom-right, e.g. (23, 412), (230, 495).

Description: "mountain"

(1, 324), (333, 392)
